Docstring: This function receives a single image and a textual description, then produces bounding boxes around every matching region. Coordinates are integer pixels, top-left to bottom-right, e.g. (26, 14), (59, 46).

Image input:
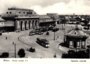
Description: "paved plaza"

(0, 24), (90, 58)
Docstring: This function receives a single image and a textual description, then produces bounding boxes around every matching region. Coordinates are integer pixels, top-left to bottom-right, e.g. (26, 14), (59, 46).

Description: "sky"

(0, 0), (90, 15)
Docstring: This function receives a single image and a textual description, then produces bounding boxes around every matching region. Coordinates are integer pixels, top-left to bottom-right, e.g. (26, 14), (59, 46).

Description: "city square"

(0, 24), (67, 58)
(0, 5), (89, 58)
(0, 24), (90, 58)
(0, 1), (90, 64)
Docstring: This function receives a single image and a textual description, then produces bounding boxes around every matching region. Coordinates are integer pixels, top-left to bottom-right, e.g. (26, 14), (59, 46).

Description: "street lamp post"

(54, 31), (55, 40)
(52, 28), (59, 40)
(12, 42), (16, 58)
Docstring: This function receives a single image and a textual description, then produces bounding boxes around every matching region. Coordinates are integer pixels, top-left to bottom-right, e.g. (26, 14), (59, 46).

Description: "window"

(9, 12), (12, 14)
(70, 41), (73, 48)
(23, 12), (25, 14)
(6, 12), (8, 14)
(82, 42), (85, 48)
(70, 41), (73, 46)
(27, 12), (32, 14)
(19, 12), (21, 14)
(77, 42), (80, 48)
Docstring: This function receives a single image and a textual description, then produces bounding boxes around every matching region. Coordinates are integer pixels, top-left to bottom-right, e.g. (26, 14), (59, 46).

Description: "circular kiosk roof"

(65, 26), (88, 39)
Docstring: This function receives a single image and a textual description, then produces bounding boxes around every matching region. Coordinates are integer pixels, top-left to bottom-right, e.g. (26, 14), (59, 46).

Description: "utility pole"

(54, 31), (55, 40)
(12, 42), (16, 58)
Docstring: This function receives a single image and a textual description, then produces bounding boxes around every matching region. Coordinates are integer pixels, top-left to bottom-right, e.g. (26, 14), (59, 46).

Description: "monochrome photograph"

(0, 0), (90, 59)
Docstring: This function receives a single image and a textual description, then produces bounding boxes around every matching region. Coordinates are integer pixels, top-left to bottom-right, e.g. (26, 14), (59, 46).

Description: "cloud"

(31, 0), (90, 15)
(0, 0), (90, 15)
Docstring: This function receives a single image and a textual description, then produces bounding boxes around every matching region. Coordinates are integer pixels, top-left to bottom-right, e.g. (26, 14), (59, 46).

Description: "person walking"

(53, 54), (57, 58)
(6, 36), (7, 40)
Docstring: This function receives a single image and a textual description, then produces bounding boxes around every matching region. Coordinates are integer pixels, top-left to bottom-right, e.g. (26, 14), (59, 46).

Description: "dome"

(66, 25), (88, 38)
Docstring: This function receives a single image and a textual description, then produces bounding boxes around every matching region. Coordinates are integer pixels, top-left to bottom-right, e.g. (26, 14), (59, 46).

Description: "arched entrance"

(30, 20), (33, 29)
(32, 20), (34, 29)
(35, 20), (38, 29)
(25, 21), (27, 30)
(20, 21), (23, 30)
(29, 21), (31, 29)
(26, 21), (29, 29)
(35, 20), (37, 29)
(16, 20), (20, 31)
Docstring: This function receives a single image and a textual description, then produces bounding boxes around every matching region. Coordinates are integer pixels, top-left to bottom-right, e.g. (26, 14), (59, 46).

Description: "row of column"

(16, 20), (39, 31)
(69, 41), (86, 49)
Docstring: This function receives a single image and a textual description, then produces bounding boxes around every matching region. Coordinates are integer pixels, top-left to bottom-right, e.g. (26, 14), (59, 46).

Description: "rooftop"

(8, 7), (33, 11)
(66, 25), (88, 38)
(15, 15), (39, 19)
(39, 15), (51, 19)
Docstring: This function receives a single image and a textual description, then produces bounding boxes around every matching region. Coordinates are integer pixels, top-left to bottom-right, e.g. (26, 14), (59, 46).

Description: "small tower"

(64, 25), (88, 51)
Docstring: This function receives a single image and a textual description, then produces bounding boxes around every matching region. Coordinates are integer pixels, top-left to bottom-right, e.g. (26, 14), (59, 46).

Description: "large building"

(1, 7), (56, 32)
(1, 7), (38, 31)
(39, 15), (54, 27)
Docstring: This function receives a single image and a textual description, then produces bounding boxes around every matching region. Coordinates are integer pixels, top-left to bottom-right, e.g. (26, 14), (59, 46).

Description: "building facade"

(39, 15), (54, 27)
(1, 7), (40, 31)
(64, 25), (88, 51)
(1, 7), (56, 32)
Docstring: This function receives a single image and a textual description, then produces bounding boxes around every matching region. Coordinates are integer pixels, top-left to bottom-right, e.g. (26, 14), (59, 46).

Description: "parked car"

(36, 38), (49, 48)
(48, 27), (54, 30)
(40, 27), (48, 32)
(52, 27), (59, 32)
(29, 30), (36, 36)
(35, 29), (43, 35)
(0, 33), (2, 35)
(48, 25), (54, 30)
(29, 29), (43, 36)
(35, 31), (43, 35)
(27, 47), (36, 52)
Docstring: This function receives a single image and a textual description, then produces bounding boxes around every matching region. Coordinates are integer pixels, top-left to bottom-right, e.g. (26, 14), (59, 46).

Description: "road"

(18, 30), (69, 58)
(0, 24), (89, 58)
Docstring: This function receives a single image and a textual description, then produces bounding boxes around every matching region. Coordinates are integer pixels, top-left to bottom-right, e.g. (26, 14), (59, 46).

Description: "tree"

(0, 52), (9, 58)
(18, 48), (25, 58)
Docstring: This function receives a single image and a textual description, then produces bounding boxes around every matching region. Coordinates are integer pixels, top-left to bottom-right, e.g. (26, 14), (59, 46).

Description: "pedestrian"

(18, 37), (19, 40)
(53, 54), (57, 58)
(6, 37), (7, 40)
(57, 36), (59, 38)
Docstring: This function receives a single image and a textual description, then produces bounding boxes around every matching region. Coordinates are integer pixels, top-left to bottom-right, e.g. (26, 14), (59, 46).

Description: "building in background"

(65, 26), (88, 51)
(1, 7), (57, 32)
(39, 15), (54, 27)
(47, 13), (60, 24)
(1, 7), (39, 32)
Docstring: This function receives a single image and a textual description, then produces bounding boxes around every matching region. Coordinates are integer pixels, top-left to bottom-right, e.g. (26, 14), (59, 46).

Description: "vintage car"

(29, 29), (43, 36)
(36, 38), (49, 48)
